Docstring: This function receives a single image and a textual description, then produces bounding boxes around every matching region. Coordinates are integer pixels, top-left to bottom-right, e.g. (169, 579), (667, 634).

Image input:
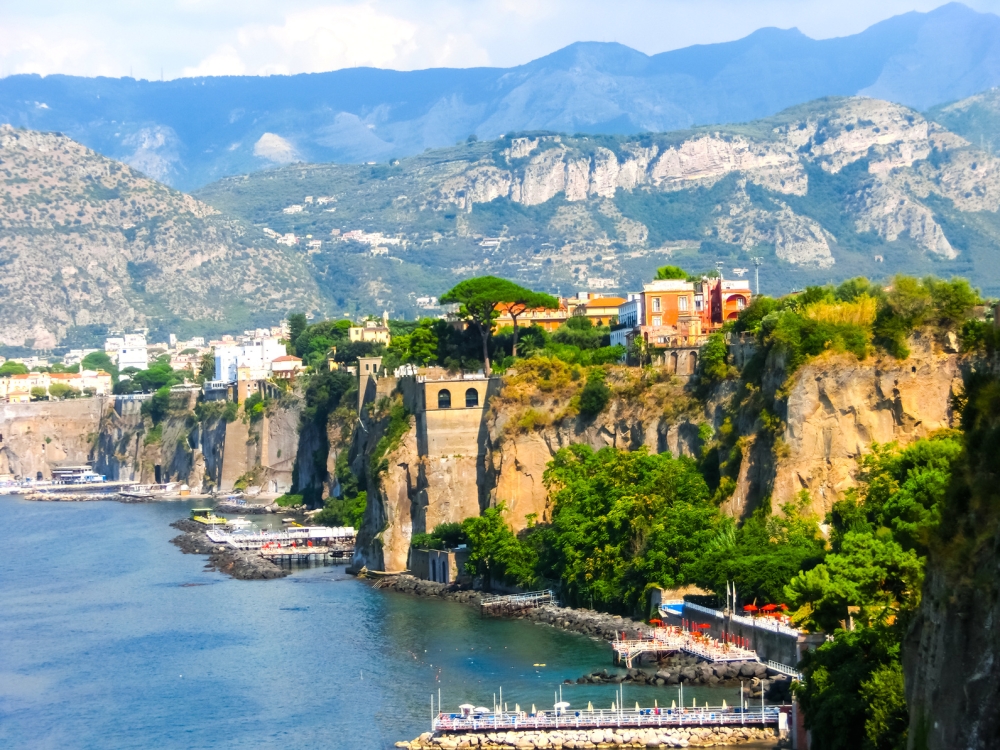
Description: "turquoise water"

(0, 498), (740, 749)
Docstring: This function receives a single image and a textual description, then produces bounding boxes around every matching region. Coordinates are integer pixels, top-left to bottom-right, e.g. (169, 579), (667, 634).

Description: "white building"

(214, 337), (287, 384)
(610, 293), (644, 350)
(283, 205), (304, 214)
(117, 334), (148, 371)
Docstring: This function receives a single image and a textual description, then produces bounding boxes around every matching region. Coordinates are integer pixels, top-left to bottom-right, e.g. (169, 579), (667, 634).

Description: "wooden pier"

(480, 590), (556, 617)
(612, 626), (758, 668)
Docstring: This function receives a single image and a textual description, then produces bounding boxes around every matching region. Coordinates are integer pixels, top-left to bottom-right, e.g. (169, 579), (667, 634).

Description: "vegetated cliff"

(759, 332), (962, 519)
(0, 125), (320, 348)
(903, 366), (1000, 750)
(349, 333), (964, 573)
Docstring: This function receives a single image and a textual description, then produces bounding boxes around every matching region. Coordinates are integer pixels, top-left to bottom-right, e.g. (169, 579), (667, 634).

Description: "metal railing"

(433, 706), (781, 733)
(766, 661), (803, 681)
(679, 602), (802, 638)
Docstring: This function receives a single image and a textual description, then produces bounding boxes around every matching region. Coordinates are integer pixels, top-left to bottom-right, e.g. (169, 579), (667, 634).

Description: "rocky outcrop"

(769, 334), (961, 518)
(169, 519), (289, 580)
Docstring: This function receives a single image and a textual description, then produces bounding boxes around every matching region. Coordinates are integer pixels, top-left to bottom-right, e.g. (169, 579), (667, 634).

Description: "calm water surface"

(0, 497), (741, 750)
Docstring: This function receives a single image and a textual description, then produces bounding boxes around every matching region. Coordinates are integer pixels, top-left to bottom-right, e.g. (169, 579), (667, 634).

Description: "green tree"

(81, 351), (115, 374)
(197, 351), (215, 382)
(440, 275), (523, 374)
(29, 386), (47, 400)
(539, 445), (716, 613)
(698, 332), (730, 384)
(655, 265), (690, 280)
(462, 504), (537, 588)
(0, 361), (29, 376)
(505, 289), (559, 357)
(287, 312), (307, 355)
(48, 382), (79, 399)
(578, 368), (611, 417)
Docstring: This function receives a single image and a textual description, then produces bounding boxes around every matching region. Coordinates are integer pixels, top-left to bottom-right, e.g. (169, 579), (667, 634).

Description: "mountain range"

(3, 3), (1000, 191)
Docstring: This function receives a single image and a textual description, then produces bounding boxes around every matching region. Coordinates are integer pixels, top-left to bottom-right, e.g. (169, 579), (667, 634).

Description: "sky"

(3, 0), (1000, 80)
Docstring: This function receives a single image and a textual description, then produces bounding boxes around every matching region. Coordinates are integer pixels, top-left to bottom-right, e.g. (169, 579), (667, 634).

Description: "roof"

(272, 355), (302, 362)
(582, 296), (626, 308)
(644, 279), (694, 292)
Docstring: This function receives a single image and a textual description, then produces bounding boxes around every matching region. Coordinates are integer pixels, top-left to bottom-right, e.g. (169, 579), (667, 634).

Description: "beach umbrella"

(612, 701), (616, 711)
(649, 618), (663, 626)
(515, 704), (520, 713)
(654, 700), (658, 708)
(635, 702), (641, 711)
(743, 604), (758, 613)
(531, 704), (536, 714)
(692, 698), (697, 707)
(671, 700), (676, 708)
(587, 702), (593, 712)
(722, 700), (728, 708)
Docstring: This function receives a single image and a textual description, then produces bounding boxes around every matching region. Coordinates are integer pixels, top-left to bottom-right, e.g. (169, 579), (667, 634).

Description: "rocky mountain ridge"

(4, 3), (1000, 189)
(0, 125), (319, 347)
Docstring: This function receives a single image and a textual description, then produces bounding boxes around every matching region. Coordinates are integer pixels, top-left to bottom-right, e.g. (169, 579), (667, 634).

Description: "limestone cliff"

(0, 398), (104, 479)
(767, 333), (961, 519)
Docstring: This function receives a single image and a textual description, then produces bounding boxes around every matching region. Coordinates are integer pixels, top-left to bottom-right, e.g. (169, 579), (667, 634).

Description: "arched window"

(465, 388), (479, 408)
(437, 389), (452, 409)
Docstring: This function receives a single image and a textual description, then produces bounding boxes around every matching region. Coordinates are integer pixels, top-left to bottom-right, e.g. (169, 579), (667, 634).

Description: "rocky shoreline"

(398, 726), (780, 748)
(169, 519), (289, 580)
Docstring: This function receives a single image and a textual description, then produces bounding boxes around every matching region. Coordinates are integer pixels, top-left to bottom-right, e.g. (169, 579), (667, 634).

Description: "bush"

(313, 491), (366, 528)
(222, 401), (239, 422)
(699, 333), (730, 384)
(275, 493), (304, 507)
(578, 369), (611, 417)
(48, 383), (81, 399)
(411, 522), (468, 550)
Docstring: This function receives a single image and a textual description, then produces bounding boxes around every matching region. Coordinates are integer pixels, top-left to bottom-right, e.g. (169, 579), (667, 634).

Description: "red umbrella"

(760, 604), (778, 612)
(649, 618), (664, 626)
(779, 604), (789, 611)
(743, 604), (758, 612)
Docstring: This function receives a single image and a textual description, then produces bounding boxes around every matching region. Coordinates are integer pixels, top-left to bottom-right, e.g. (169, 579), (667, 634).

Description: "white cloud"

(4, 1), (1000, 79)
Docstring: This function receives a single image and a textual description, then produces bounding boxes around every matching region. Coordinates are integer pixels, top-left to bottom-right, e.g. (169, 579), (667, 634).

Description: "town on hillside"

(0, 268), (749, 405)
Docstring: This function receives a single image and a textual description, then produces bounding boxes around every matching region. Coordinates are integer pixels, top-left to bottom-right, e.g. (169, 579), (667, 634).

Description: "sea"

(0, 497), (746, 750)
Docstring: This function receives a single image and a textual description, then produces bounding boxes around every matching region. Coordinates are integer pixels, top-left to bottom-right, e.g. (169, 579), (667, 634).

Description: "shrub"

(578, 369), (611, 417)
(275, 493), (304, 507)
(48, 382), (80, 400)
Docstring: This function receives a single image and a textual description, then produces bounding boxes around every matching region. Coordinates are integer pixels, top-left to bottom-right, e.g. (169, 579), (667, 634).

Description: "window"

(652, 297), (661, 312)
(695, 296), (703, 311)
(736, 296), (747, 310)
(438, 389), (451, 409)
(652, 316), (662, 327)
(465, 388), (479, 408)
(678, 296), (688, 311)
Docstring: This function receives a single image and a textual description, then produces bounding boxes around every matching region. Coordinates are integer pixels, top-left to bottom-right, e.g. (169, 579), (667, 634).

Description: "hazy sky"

(3, 1), (1000, 79)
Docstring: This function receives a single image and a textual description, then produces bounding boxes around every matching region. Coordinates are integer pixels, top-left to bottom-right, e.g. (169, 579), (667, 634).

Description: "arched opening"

(465, 388), (479, 408)
(688, 351), (698, 375)
(669, 351), (679, 374)
(437, 389), (452, 409)
(36, 471), (43, 481)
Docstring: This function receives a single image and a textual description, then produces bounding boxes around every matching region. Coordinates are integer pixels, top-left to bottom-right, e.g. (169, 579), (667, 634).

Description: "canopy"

(743, 604), (758, 612)
(458, 704), (475, 710)
(760, 604), (778, 612)
(649, 618), (664, 626)
(473, 707), (491, 714)
(554, 702), (570, 709)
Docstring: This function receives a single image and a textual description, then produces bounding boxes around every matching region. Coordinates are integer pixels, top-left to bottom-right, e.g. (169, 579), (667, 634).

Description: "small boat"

(227, 516), (254, 530)
(191, 508), (227, 526)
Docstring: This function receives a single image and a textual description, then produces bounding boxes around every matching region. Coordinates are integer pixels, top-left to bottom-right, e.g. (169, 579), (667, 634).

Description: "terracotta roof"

(584, 297), (626, 307)
(272, 355), (302, 362)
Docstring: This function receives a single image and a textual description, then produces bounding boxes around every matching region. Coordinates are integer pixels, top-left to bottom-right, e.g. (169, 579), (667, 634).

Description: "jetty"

(612, 625), (758, 668)
(432, 704), (782, 733)
(206, 526), (356, 562)
(480, 590), (556, 617)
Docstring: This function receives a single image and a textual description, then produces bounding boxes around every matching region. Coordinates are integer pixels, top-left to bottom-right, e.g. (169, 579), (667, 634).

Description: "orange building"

(572, 296), (626, 327)
(494, 302), (569, 333)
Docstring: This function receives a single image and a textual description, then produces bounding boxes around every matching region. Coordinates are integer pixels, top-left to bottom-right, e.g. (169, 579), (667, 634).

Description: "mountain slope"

(0, 126), (320, 348)
(4, 4), (1000, 190)
(195, 96), (1000, 315)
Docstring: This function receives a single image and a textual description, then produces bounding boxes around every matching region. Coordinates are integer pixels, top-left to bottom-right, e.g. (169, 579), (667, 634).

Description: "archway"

(465, 388), (479, 408)
(438, 389), (452, 409)
(688, 351), (698, 375)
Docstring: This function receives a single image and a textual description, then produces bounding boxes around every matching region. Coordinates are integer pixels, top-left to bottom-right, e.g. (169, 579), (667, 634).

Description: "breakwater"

(169, 518), (289, 580)
(399, 725), (779, 748)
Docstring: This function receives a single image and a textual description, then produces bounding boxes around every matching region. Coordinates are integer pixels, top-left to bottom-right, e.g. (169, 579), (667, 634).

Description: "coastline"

(169, 518), (290, 580)
(398, 726), (781, 748)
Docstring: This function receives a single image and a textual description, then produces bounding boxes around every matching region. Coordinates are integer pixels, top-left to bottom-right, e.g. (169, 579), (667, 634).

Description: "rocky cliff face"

(0, 398), (104, 479)
(769, 333), (961, 519)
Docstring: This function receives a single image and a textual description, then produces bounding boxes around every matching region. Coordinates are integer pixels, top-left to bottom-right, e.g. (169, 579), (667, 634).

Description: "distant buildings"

(349, 315), (392, 345)
(282, 205), (304, 214)
(115, 334), (149, 371)
(214, 337), (286, 384)
(0, 369), (113, 403)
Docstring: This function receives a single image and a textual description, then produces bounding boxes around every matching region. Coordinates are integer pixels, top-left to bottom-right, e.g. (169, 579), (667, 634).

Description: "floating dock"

(206, 526), (356, 562)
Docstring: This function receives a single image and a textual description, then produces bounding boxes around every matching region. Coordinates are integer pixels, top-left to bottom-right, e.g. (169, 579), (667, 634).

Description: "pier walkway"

(612, 626), (758, 668)
(480, 590), (556, 616)
(433, 705), (780, 733)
